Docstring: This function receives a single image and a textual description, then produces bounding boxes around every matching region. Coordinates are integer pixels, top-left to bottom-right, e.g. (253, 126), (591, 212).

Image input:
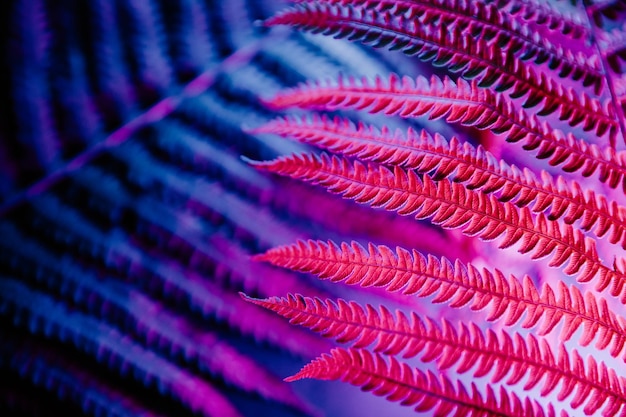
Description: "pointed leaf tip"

(238, 292), (262, 304)
(261, 16), (282, 28)
(258, 94), (285, 110)
(239, 291), (252, 301)
(239, 293), (276, 311)
(240, 155), (266, 168)
(284, 372), (305, 382)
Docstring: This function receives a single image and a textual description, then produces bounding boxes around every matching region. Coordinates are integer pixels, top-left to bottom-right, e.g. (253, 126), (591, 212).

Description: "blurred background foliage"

(0, 1), (481, 416)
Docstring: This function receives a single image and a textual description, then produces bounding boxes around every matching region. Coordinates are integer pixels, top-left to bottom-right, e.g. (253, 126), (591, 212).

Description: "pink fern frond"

(289, 0), (603, 92)
(253, 240), (626, 356)
(264, 74), (626, 191)
(249, 153), (626, 299)
(244, 294), (626, 415)
(292, 0), (591, 39)
(252, 114), (626, 248)
(285, 347), (564, 417)
(265, 3), (615, 136)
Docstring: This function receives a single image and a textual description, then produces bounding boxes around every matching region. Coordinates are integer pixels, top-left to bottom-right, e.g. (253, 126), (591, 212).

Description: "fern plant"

(243, 0), (626, 415)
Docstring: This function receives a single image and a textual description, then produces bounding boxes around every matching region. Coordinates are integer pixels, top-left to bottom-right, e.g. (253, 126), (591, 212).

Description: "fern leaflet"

(266, 1), (617, 138)
(254, 239), (626, 357)
(289, 0), (603, 91)
(286, 347), (564, 417)
(263, 74), (626, 190)
(249, 153), (626, 300)
(244, 293), (626, 415)
(253, 114), (626, 248)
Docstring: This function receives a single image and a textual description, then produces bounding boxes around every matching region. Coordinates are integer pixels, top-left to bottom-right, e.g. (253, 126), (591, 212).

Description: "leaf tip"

(283, 373), (303, 382)
(240, 155), (267, 168)
(238, 291), (253, 302)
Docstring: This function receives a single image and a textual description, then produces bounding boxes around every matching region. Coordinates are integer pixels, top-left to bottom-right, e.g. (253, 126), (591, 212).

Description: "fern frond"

(12, 0), (57, 171)
(245, 294), (626, 415)
(289, 0), (603, 91)
(294, 0), (591, 40)
(0, 219), (308, 411)
(250, 153), (626, 299)
(253, 114), (626, 248)
(264, 74), (626, 191)
(254, 240), (626, 356)
(0, 278), (244, 417)
(120, 0), (173, 91)
(1, 333), (169, 417)
(286, 347), (563, 417)
(265, 2), (616, 136)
